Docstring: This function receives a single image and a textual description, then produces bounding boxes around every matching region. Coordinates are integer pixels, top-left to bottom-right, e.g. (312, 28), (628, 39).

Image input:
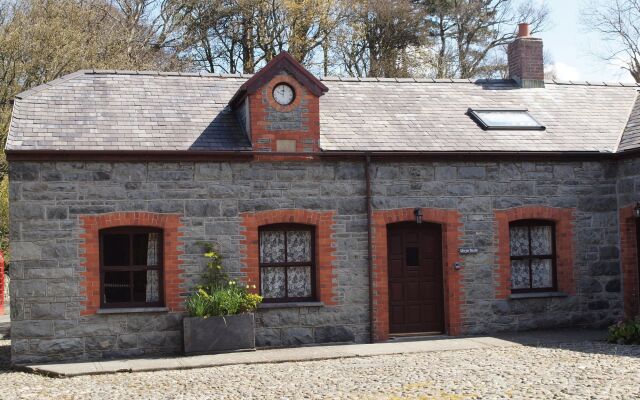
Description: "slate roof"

(6, 70), (640, 153)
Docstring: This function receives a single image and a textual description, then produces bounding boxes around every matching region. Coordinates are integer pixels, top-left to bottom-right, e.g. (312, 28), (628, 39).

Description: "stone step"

(0, 314), (10, 339)
(0, 323), (9, 339)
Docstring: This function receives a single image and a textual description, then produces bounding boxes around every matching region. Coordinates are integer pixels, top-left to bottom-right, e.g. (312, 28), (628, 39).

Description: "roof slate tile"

(6, 71), (640, 153)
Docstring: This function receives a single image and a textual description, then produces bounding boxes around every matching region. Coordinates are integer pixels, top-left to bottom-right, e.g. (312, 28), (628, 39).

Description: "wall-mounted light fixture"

(414, 208), (423, 224)
(634, 202), (640, 219)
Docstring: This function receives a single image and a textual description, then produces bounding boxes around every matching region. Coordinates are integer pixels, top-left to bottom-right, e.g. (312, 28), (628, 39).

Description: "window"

(406, 247), (419, 266)
(509, 220), (556, 292)
(468, 109), (545, 130)
(259, 224), (315, 302)
(100, 227), (163, 308)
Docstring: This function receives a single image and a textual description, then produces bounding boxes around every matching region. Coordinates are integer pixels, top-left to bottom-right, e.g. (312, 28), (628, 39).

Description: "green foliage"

(197, 242), (228, 293)
(186, 244), (262, 318)
(0, 175), (8, 258)
(0, 0), (193, 254)
(608, 319), (640, 345)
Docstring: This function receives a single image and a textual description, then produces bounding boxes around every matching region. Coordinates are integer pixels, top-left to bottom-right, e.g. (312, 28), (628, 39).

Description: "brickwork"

(249, 73), (320, 154)
(494, 206), (576, 299)
(617, 157), (640, 318)
(6, 158), (629, 363)
(371, 208), (463, 341)
(0, 251), (4, 314)
(371, 160), (622, 334)
(8, 160), (368, 364)
(507, 36), (544, 87)
(619, 205), (639, 317)
(78, 212), (185, 315)
(239, 209), (338, 305)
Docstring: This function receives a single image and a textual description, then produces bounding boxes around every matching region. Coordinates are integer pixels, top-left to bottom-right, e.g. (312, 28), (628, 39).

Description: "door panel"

(637, 221), (640, 297)
(388, 222), (444, 334)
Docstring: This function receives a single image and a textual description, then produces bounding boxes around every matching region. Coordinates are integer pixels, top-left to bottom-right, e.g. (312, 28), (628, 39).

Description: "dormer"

(230, 52), (328, 153)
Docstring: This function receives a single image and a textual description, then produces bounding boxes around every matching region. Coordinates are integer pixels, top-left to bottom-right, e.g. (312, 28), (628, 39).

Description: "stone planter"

(183, 313), (256, 355)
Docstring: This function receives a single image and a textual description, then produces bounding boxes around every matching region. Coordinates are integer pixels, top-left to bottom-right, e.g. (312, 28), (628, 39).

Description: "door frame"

(620, 204), (640, 318)
(387, 221), (444, 335)
(371, 208), (463, 341)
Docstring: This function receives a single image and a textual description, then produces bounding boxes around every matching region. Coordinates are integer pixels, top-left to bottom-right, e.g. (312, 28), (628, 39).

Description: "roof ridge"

(88, 69), (254, 79)
(14, 68), (640, 95)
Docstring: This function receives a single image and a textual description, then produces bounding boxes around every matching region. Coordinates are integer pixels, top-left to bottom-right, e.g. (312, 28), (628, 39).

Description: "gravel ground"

(0, 340), (638, 399)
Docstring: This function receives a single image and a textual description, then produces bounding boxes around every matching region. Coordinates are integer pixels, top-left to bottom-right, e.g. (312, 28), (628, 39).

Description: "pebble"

(0, 340), (638, 399)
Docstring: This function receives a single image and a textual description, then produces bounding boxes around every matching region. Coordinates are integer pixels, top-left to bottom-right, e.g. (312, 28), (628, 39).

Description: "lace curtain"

(146, 233), (160, 302)
(260, 229), (312, 299)
(509, 223), (554, 290)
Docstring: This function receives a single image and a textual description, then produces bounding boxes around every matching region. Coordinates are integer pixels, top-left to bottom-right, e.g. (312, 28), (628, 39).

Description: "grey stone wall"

(370, 160), (623, 334)
(617, 157), (640, 209)
(617, 156), (640, 318)
(8, 160), (368, 364)
(8, 158), (626, 364)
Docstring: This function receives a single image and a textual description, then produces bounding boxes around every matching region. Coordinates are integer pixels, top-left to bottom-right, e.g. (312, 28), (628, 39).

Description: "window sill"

(97, 307), (169, 315)
(509, 292), (568, 300)
(258, 302), (324, 309)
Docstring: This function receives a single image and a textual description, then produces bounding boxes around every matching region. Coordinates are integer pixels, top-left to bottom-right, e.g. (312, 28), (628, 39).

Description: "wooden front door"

(388, 222), (444, 334)
(637, 220), (640, 297)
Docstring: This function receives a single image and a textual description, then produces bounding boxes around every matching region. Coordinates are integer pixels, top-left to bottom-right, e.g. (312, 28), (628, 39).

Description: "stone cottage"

(5, 24), (640, 365)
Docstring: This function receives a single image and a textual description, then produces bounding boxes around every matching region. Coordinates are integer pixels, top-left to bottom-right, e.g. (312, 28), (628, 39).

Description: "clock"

(273, 83), (295, 106)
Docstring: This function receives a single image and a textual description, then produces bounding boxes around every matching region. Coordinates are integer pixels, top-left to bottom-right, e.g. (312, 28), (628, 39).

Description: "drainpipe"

(365, 154), (374, 343)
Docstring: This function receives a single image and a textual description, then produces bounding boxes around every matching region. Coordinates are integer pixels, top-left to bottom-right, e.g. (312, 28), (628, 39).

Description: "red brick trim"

(371, 208), (463, 341)
(0, 251), (4, 315)
(249, 73), (320, 156)
(239, 209), (337, 305)
(263, 75), (305, 113)
(494, 206), (576, 299)
(79, 212), (185, 315)
(620, 204), (639, 318)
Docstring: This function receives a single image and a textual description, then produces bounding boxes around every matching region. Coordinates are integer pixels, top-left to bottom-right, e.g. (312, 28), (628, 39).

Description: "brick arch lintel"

(239, 209), (337, 306)
(371, 208), (463, 341)
(79, 212), (185, 315)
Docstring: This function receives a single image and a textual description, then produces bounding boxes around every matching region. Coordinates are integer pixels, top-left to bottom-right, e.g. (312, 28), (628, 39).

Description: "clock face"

(273, 83), (295, 106)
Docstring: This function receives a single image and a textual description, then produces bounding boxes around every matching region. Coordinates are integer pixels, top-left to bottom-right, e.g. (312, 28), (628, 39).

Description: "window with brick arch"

(100, 227), (163, 308)
(509, 220), (557, 292)
(259, 224), (315, 302)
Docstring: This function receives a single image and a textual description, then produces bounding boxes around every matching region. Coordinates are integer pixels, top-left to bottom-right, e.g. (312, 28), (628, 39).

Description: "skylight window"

(468, 109), (545, 131)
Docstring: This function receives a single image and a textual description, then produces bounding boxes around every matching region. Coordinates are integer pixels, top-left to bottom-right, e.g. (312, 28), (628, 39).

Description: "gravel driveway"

(0, 339), (638, 399)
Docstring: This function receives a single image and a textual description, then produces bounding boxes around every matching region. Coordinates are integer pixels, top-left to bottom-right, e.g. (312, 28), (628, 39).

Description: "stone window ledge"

(258, 302), (324, 309)
(96, 307), (169, 315)
(509, 292), (568, 300)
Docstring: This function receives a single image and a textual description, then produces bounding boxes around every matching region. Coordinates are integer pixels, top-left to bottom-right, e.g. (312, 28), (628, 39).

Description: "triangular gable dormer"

(230, 52), (328, 154)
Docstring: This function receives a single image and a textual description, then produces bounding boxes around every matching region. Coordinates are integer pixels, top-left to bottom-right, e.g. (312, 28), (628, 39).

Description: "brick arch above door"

(371, 208), (463, 341)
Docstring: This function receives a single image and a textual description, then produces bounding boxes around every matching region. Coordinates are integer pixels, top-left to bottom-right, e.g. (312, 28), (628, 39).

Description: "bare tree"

(106, 0), (191, 69)
(423, 0), (549, 78)
(334, 0), (428, 78)
(582, 0), (640, 82)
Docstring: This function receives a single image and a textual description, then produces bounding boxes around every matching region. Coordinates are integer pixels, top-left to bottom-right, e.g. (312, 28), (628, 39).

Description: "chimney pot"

(518, 23), (530, 38)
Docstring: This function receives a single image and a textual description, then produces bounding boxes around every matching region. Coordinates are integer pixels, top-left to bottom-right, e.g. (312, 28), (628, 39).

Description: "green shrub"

(186, 245), (263, 318)
(607, 319), (640, 345)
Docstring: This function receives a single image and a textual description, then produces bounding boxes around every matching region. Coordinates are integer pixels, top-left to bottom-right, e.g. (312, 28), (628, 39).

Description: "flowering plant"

(186, 244), (262, 318)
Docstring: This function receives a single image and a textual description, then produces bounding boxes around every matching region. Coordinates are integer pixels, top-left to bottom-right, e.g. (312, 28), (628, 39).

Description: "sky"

(538, 0), (635, 83)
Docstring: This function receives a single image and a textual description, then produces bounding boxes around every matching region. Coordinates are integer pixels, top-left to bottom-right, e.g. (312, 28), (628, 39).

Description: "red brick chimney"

(507, 23), (545, 88)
